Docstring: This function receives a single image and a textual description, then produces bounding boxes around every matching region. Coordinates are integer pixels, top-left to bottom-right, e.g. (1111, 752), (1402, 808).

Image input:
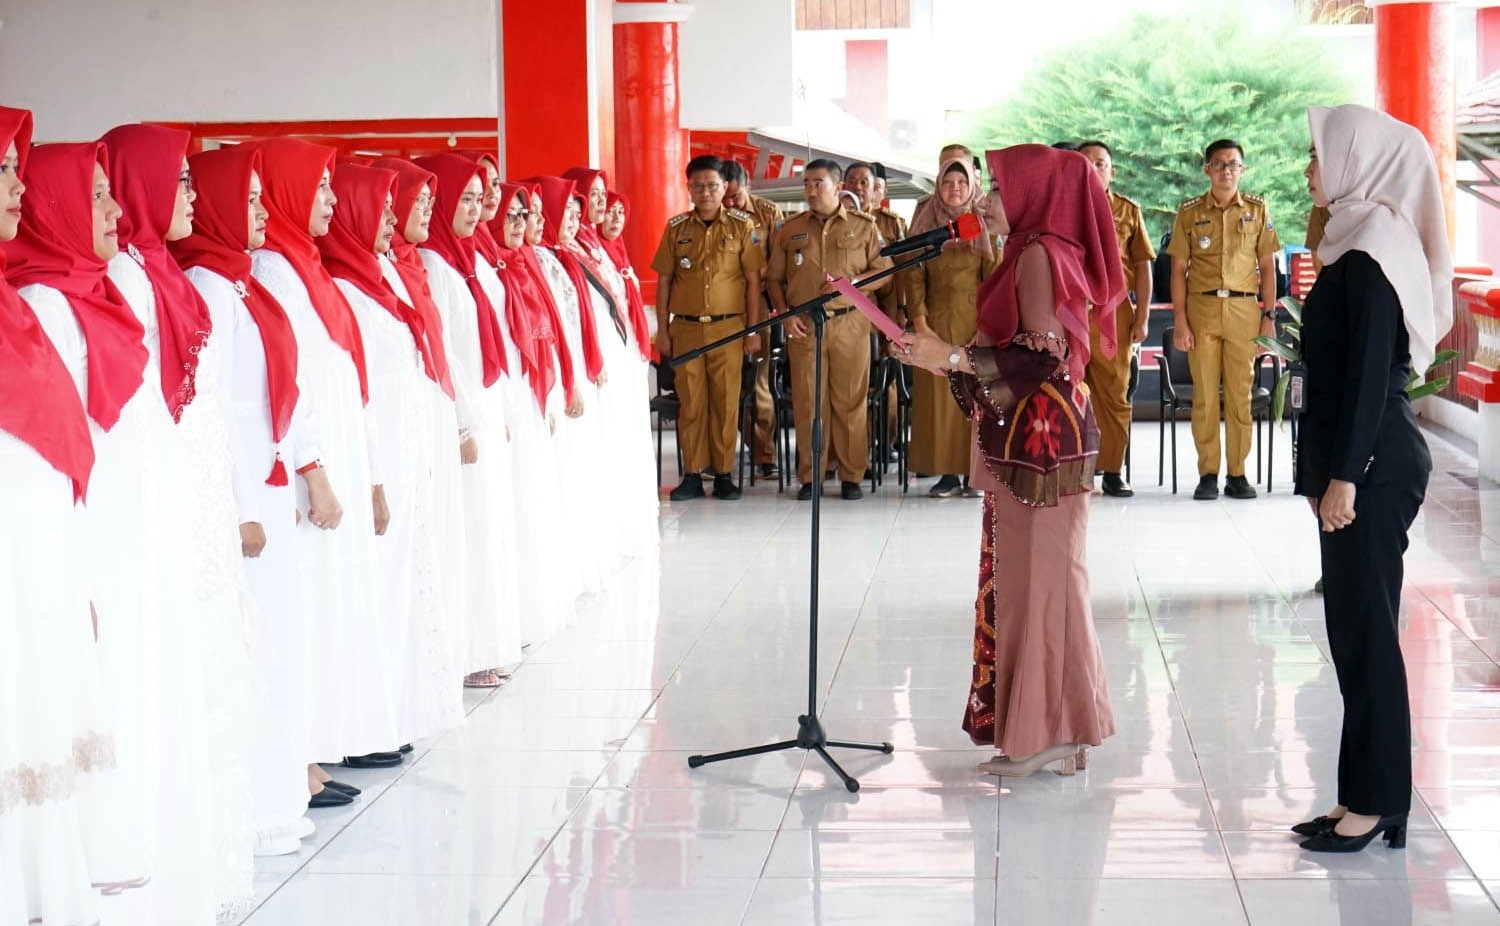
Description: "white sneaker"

(253, 832), (300, 857)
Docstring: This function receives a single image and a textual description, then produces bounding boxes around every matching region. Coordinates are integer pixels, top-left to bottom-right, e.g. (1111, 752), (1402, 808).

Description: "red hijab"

(318, 164), (454, 399)
(246, 137), (368, 402)
(534, 176), (607, 383)
(493, 182), (572, 413)
(370, 156), (455, 400)
(414, 154), (508, 387)
(561, 166), (610, 252)
(2, 142), (148, 432)
(100, 123), (214, 421)
(170, 147), (301, 485)
(600, 191), (653, 361)
(0, 107), (94, 500)
(977, 145), (1123, 382)
(461, 152), (505, 266)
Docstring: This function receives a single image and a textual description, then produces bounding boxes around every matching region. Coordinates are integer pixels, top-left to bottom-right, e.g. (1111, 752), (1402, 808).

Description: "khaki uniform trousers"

(1085, 299), (1136, 474)
(670, 315), (746, 475)
(788, 310), (871, 485)
(1185, 294), (1260, 478)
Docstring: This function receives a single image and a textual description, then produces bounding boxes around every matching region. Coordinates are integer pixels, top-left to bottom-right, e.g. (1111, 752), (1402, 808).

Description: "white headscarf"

(1309, 104), (1453, 375)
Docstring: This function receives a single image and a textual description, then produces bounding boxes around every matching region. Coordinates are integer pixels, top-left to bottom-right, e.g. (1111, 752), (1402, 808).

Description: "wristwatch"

(947, 347), (963, 370)
(1260, 310), (1275, 321)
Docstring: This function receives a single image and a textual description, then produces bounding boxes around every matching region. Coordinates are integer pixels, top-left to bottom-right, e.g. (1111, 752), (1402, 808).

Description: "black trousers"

(1319, 473), (1427, 816)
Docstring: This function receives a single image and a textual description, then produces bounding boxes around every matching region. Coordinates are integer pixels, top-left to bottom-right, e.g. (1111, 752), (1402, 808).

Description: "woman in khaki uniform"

(906, 158), (1000, 496)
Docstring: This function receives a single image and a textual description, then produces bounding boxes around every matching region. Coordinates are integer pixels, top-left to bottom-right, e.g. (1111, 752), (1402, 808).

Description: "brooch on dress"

(233, 280), (249, 299)
(127, 243), (146, 267)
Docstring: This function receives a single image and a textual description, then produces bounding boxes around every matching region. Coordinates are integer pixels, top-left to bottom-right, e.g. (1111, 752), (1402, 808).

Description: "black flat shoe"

(398, 743), (413, 754)
(340, 752), (403, 769)
(796, 483), (815, 501)
(756, 463), (779, 479)
(1290, 814), (1340, 837)
(712, 474), (741, 500)
(323, 779), (362, 797)
(1224, 475), (1258, 499)
(1299, 813), (1407, 853)
(840, 481), (864, 500)
(1100, 473), (1134, 498)
(669, 474), (705, 501)
(308, 787), (354, 809)
(1193, 475), (1219, 500)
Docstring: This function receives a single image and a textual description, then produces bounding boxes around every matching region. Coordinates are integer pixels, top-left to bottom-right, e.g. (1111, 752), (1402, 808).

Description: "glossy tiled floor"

(240, 422), (1500, 925)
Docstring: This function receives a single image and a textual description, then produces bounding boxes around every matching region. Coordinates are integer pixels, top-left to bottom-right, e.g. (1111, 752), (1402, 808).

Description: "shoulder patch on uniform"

(1177, 196), (1200, 210)
(668, 212), (691, 228)
(849, 211), (877, 223)
(726, 208), (754, 222)
(1242, 193), (1266, 205)
(1114, 193), (1140, 210)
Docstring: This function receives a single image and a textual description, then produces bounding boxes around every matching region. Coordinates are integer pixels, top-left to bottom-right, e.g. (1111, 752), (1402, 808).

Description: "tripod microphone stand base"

(687, 715), (893, 793)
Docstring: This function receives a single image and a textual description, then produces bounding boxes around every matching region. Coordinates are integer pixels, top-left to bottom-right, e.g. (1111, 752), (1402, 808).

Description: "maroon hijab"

(0, 107), (95, 499)
(2, 142), (148, 432)
(977, 145), (1123, 382)
(170, 147), (301, 485)
(414, 153), (508, 387)
(100, 123), (214, 420)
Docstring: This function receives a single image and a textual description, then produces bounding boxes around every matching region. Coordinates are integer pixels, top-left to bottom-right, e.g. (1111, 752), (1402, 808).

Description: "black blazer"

(1294, 250), (1432, 498)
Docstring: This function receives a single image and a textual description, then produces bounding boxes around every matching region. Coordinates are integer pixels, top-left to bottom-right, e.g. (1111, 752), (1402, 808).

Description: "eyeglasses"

(178, 173), (194, 193)
(413, 195), (434, 213)
(1207, 161), (1245, 173)
(504, 209), (529, 223)
(689, 182), (723, 193)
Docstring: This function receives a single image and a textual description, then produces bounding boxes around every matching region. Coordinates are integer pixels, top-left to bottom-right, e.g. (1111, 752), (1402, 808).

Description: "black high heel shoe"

(1299, 813), (1407, 853)
(1290, 814), (1340, 837)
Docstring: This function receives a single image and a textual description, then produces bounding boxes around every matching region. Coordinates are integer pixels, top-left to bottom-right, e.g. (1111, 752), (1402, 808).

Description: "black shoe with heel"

(1299, 813), (1407, 853)
(1290, 814), (1340, 837)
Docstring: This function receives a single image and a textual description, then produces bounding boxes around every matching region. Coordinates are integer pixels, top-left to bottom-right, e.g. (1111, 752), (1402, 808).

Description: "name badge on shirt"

(1198, 235), (1211, 249)
(793, 252), (804, 267)
(679, 257), (692, 270)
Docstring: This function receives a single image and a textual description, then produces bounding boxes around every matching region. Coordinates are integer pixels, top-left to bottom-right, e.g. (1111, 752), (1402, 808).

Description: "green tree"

(959, 14), (1355, 247)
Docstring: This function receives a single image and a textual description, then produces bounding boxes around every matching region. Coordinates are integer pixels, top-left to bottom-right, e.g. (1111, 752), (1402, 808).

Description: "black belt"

(1200, 289), (1258, 299)
(674, 313), (741, 323)
(827, 306), (857, 318)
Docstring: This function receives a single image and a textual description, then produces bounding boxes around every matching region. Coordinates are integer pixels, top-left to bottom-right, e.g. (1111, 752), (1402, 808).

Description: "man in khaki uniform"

(1078, 141), (1156, 498)
(1167, 138), (1281, 501)
(844, 161), (909, 324)
(723, 159), (784, 479)
(653, 154), (765, 501)
(768, 158), (892, 500)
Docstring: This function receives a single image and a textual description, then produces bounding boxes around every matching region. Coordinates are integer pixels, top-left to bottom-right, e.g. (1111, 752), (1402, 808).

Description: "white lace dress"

(252, 249), (399, 759)
(340, 259), (465, 742)
(533, 247), (614, 604)
(185, 265), (322, 849)
(419, 251), (525, 664)
(0, 317), (115, 926)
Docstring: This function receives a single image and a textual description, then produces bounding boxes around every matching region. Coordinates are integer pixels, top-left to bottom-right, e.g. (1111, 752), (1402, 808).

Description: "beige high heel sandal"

(978, 742), (1080, 778)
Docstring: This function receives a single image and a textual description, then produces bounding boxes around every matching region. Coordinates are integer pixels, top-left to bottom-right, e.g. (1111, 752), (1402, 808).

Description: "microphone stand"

(671, 243), (946, 792)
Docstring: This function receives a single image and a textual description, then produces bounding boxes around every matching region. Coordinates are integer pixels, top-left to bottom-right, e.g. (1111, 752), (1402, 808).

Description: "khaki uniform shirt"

(769, 206), (892, 310)
(746, 194), (784, 264)
(650, 208), (766, 318)
(1165, 190), (1281, 294)
(870, 206), (908, 318)
(1109, 191), (1156, 304)
(1305, 204), (1330, 253)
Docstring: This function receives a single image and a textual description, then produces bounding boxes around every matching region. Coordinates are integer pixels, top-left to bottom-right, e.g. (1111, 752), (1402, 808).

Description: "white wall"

(678, 0), (795, 129)
(0, 0), (500, 141)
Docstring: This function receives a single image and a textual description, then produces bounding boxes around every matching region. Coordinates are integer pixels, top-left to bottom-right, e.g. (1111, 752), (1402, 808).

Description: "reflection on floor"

(241, 422), (1500, 925)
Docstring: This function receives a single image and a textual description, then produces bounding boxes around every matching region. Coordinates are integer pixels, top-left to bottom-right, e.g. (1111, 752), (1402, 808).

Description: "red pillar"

(613, 0), (691, 307)
(844, 40), (890, 138)
(1375, 1), (1457, 245)
(500, 0), (615, 180)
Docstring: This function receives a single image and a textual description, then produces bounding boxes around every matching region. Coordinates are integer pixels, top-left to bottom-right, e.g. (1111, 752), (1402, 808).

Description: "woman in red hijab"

(320, 162), (471, 736)
(598, 191), (655, 363)
(367, 154), (476, 729)
(101, 121), (258, 920)
(248, 138), (401, 774)
(898, 145), (1121, 778)
(0, 106), (115, 926)
(173, 145), (341, 859)
(552, 175), (660, 559)
(413, 153), (525, 674)
(4, 141), (197, 906)
(490, 180), (590, 640)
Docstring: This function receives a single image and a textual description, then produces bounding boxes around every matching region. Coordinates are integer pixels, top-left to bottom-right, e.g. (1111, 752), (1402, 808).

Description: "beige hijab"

(1309, 104), (1452, 375)
(909, 156), (994, 260)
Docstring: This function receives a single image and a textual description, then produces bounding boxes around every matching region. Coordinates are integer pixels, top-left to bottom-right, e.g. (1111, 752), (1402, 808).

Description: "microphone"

(879, 212), (983, 258)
